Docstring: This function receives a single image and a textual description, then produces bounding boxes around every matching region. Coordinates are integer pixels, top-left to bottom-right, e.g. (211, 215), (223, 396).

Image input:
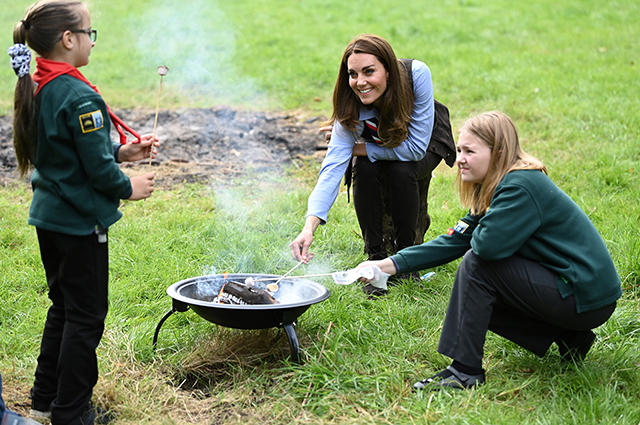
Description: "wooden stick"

(251, 272), (335, 282)
(269, 260), (305, 289)
(149, 66), (169, 168)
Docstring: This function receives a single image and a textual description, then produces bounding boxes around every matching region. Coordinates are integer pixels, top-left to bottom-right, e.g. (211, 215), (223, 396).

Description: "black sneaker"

(556, 330), (596, 363)
(388, 271), (420, 285)
(366, 249), (388, 262)
(28, 407), (50, 420)
(29, 396), (51, 420)
(70, 404), (115, 425)
(362, 283), (387, 299)
(413, 366), (485, 391)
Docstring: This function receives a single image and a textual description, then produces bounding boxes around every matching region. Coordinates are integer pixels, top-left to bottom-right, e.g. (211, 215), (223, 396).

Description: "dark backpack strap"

(400, 58), (457, 167)
(430, 100), (456, 167)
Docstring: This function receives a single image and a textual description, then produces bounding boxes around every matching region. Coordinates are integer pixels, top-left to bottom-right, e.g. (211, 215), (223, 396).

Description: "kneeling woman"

(358, 111), (621, 390)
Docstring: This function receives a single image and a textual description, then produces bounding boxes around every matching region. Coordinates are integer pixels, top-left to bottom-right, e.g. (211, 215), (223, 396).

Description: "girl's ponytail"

(9, 0), (83, 178)
(10, 20), (36, 178)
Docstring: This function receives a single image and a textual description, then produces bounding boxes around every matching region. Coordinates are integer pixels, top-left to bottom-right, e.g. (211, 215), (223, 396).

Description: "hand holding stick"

(149, 65), (169, 168)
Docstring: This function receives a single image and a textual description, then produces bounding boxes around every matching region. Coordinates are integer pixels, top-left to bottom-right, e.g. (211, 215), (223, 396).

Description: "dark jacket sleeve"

(392, 213), (480, 273)
(69, 94), (132, 199)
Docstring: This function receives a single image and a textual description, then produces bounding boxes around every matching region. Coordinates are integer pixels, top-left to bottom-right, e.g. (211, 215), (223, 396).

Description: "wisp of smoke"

(134, 0), (267, 104)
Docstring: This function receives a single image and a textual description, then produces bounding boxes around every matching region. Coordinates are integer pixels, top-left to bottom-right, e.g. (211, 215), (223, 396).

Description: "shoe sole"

(30, 408), (51, 419)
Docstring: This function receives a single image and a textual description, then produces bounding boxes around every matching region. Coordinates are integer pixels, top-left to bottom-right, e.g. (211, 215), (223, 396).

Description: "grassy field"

(2, 0), (640, 424)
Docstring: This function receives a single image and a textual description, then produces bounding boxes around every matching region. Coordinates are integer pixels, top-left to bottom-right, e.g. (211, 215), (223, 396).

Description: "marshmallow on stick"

(149, 66), (169, 167)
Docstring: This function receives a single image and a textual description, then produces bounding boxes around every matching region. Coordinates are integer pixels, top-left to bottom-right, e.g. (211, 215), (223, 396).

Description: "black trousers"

(438, 250), (617, 369)
(351, 151), (442, 257)
(32, 228), (109, 424)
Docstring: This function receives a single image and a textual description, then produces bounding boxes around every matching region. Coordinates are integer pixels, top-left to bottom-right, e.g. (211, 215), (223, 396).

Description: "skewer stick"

(270, 260), (305, 288)
(252, 271), (335, 283)
(149, 65), (169, 168)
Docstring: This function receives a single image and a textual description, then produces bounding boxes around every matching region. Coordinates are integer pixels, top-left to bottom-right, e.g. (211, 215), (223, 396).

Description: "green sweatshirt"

(392, 169), (622, 313)
(28, 74), (132, 235)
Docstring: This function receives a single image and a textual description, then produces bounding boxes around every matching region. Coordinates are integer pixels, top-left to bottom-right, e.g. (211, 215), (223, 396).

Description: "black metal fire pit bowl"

(153, 273), (331, 363)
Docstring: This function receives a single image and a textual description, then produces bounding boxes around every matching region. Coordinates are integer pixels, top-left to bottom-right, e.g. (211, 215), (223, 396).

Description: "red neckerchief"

(33, 57), (141, 144)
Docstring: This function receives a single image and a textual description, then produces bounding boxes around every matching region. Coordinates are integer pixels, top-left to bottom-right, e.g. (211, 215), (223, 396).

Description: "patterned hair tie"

(7, 43), (31, 78)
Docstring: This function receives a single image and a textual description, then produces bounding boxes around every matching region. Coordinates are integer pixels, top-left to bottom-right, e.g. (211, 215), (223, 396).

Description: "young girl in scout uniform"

(8, 1), (157, 423)
(357, 111), (621, 391)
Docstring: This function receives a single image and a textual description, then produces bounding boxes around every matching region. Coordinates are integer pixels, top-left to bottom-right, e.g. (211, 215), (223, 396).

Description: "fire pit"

(153, 273), (331, 362)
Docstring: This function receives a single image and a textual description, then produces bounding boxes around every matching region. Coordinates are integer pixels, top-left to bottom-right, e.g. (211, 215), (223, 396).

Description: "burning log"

(216, 281), (279, 305)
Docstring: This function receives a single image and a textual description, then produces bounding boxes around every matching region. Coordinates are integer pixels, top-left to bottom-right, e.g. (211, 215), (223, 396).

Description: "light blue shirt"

(307, 59), (435, 223)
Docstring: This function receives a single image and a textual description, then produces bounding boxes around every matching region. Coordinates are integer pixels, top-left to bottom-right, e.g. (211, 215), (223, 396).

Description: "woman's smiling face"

(347, 53), (389, 107)
(456, 130), (493, 184)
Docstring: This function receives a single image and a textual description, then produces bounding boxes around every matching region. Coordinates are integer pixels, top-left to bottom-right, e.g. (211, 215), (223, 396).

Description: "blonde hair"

(457, 111), (547, 215)
(12, 0), (83, 178)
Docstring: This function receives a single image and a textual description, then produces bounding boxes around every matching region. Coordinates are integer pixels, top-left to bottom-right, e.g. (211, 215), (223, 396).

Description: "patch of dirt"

(0, 107), (328, 188)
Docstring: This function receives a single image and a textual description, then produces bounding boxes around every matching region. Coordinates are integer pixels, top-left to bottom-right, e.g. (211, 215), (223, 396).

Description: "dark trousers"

(437, 250), (616, 369)
(352, 151), (442, 256)
(32, 228), (109, 424)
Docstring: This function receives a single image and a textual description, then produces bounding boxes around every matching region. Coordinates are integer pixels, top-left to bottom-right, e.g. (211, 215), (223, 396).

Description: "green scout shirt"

(28, 74), (132, 235)
(392, 169), (622, 313)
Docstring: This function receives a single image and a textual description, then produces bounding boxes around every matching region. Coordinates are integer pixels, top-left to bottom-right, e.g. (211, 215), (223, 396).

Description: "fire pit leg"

(282, 323), (301, 363)
(153, 299), (190, 350)
(152, 307), (177, 350)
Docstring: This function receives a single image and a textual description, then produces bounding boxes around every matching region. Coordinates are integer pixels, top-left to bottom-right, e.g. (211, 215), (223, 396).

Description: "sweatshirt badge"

(447, 220), (470, 235)
(79, 110), (104, 133)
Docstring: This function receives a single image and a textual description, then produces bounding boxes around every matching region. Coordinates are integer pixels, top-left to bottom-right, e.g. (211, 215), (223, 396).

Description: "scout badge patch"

(447, 219), (470, 236)
(79, 110), (104, 133)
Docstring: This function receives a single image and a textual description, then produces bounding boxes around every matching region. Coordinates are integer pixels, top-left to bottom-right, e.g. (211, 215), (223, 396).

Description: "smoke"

(203, 178), (339, 280)
(133, 0), (267, 105)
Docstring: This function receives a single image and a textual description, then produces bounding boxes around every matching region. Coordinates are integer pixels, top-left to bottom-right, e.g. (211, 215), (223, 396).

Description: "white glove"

(331, 265), (390, 290)
(366, 265), (390, 290)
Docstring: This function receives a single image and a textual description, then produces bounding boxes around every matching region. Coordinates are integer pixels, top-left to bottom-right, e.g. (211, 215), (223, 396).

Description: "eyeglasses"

(69, 28), (97, 42)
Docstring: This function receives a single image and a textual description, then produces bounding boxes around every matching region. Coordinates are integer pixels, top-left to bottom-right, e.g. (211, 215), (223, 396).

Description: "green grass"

(2, 0), (640, 423)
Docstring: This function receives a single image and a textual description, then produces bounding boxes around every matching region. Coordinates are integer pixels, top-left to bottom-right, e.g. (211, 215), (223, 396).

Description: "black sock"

(452, 360), (484, 376)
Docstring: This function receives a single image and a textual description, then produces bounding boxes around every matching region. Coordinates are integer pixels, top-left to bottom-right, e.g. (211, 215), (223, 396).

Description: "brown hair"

(328, 34), (414, 148)
(457, 111), (547, 215)
(12, 0), (83, 177)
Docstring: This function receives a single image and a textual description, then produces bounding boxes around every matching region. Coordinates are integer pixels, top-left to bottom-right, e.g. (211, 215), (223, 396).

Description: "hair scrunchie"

(8, 43), (32, 78)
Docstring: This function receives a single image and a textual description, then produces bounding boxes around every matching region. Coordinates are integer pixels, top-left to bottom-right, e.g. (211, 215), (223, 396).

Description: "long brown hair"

(328, 34), (414, 148)
(11, 0), (83, 178)
(457, 111), (547, 215)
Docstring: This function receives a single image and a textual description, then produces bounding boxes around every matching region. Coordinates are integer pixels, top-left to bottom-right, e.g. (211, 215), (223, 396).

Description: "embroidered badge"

(453, 220), (470, 234)
(79, 110), (104, 133)
(447, 220), (470, 236)
(76, 101), (93, 110)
